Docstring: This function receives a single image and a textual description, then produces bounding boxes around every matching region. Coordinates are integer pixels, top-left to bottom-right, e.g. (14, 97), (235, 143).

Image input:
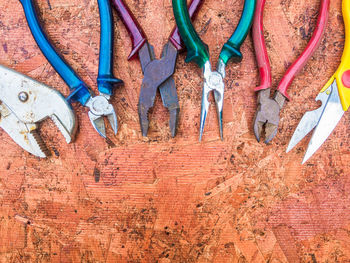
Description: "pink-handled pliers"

(252, 0), (330, 143)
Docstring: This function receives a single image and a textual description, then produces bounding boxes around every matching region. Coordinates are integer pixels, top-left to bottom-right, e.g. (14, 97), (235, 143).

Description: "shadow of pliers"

(20, 0), (123, 138)
(0, 65), (76, 157)
(252, 0), (330, 143)
(173, 0), (256, 141)
(111, 0), (203, 137)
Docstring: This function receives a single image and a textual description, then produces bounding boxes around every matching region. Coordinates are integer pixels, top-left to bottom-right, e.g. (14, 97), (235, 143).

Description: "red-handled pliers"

(111, 0), (203, 137)
(252, 0), (330, 143)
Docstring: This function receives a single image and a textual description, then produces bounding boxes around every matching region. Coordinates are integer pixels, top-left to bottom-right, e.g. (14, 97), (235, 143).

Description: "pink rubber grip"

(253, 0), (330, 100)
(253, 0), (272, 92)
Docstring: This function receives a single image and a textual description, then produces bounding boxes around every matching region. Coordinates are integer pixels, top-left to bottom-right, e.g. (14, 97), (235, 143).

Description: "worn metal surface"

(0, 0), (349, 262)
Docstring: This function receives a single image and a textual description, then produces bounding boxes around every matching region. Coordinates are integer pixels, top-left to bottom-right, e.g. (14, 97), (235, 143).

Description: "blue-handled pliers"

(19, 0), (123, 138)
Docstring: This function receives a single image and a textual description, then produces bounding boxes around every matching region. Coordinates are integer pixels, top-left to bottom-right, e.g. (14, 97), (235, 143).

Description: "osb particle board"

(0, 0), (349, 262)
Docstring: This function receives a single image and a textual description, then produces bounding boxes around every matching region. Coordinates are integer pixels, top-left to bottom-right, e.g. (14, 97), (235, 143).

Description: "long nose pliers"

(252, 0), (330, 143)
(287, 0), (350, 163)
(173, 0), (256, 141)
(19, 0), (123, 138)
(111, 0), (203, 137)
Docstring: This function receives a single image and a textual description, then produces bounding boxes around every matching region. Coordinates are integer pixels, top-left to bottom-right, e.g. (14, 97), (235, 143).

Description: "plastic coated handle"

(111, 0), (147, 60)
(172, 0), (209, 68)
(321, 0), (350, 111)
(220, 0), (256, 65)
(19, 0), (91, 105)
(97, 0), (123, 95)
(252, 0), (271, 91)
(277, 0), (330, 100)
(169, 0), (204, 51)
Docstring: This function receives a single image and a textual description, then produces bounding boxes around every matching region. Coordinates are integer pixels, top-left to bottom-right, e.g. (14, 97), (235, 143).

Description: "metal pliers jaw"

(200, 60), (226, 141)
(253, 89), (286, 143)
(0, 66), (76, 158)
(86, 93), (118, 138)
(287, 80), (345, 164)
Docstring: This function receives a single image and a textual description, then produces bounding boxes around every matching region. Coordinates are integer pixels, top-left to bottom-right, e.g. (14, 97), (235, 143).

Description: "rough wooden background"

(0, 0), (349, 262)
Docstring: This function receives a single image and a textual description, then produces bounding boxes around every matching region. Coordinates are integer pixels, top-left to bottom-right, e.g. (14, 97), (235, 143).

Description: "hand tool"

(0, 65), (76, 157)
(111, 0), (203, 137)
(172, 0), (256, 141)
(252, 0), (330, 143)
(287, 0), (350, 164)
(19, 0), (123, 138)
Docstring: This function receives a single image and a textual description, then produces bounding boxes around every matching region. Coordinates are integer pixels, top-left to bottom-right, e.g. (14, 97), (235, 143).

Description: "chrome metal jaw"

(0, 65), (76, 158)
(86, 93), (117, 138)
(287, 80), (345, 164)
(200, 60), (226, 141)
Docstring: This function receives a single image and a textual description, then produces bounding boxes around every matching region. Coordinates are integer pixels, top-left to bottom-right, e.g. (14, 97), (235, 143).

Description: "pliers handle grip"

(169, 0), (204, 52)
(254, 0), (330, 100)
(20, 0), (122, 104)
(252, 0), (272, 91)
(97, 0), (124, 95)
(111, 0), (147, 60)
(321, 0), (350, 111)
(111, 0), (204, 60)
(219, 0), (256, 64)
(20, 0), (91, 105)
(172, 0), (256, 68)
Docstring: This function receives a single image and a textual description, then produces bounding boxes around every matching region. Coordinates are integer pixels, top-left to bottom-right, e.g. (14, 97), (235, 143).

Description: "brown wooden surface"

(0, 0), (350, 262)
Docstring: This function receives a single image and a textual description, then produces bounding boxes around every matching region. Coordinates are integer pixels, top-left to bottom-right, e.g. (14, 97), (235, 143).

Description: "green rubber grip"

(219, 0), (256, 65)
(172, 0), (209, 68)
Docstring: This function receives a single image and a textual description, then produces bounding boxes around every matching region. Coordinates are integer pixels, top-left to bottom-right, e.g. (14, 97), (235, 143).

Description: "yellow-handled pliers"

(287, 0), (350, 163)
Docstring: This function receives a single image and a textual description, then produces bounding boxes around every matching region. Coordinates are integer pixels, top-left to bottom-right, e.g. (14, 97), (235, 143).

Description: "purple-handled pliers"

(111, 0), (203, 137)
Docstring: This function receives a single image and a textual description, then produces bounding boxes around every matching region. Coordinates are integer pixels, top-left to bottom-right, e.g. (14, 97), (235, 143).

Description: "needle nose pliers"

(173, 0), (256, 141)
(20, 0), (123, 138)
(252, 0), (330, 143)
(111, 0), (203, 137)
(287, 0), (350, 164)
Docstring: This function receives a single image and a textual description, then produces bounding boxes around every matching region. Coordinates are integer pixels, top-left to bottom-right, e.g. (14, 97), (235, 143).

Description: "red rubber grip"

(111, 0), (147, 60)
(277, 0), (330, 100)
(253, 0), (272, 92)
(169, 0), (204, 51)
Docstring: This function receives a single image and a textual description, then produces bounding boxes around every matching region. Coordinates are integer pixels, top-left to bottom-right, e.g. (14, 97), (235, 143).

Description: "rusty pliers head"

(253, 89), (286, 143)
(0, 66), (76, 157)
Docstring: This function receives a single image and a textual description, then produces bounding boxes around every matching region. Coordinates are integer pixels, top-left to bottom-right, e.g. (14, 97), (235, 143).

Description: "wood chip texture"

(0, 0), (349, 262)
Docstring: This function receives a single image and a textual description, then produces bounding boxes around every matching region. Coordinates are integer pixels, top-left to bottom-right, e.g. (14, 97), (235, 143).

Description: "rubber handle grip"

(219, 0), (256, 65)
(169, 0), (204, 51)
(253, 0), (271, 92)
(321, 0), (350, 111)
(172, 0), (209, 68)
(277, 0), (330, 99)
(97, 0), (123, 95)
(19, 0), (91, 105)
(111, 0), (147, 60)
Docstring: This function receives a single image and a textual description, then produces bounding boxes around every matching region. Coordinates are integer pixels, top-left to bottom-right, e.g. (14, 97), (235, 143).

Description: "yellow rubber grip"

(321, 0), (350, 111)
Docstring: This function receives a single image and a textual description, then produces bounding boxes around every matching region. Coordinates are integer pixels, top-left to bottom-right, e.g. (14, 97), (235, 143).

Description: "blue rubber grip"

(19, 0), (91, 105)
(97, 0), (123, 95)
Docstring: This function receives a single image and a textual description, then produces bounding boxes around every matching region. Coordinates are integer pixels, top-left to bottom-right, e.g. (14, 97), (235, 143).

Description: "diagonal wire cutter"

(20, 0), (123, 138)
(172, 0), (256, 141)
(111, 0), (203, 137)
(252, 0), (330, 143)
(287, 0), (350, 164)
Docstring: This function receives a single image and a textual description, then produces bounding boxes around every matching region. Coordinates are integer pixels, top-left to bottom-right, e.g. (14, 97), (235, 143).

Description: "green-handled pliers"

(172, 0), (256, 141)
